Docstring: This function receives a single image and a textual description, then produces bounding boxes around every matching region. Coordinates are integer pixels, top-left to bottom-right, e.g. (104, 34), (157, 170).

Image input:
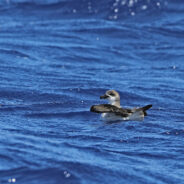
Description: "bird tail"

(140, 104), (152, 116)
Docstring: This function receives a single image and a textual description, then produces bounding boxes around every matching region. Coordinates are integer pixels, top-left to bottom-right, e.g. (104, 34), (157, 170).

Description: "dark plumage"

(90, 104), (152, 117)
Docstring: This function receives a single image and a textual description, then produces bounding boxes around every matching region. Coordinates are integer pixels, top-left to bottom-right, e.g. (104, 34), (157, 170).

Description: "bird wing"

(90, 104), (133, 117)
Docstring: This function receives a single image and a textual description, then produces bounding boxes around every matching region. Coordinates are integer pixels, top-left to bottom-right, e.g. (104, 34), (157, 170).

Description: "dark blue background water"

(0, 0), (184, 183)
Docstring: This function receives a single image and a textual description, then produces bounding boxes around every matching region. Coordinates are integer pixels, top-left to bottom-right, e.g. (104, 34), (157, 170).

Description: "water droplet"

(128, 0), (134, 7)
(113, 2), (118, 7)
(114, 8), (119, 13)
(131, 12), (135, 16)
(73, 9), (77, 13)
(121, 0), (127, 5)
(156, 2), (160, 7)
(142, 5), (147, 10)
(113, 15), (118, 19)
(64, 171), (71, 178)
(8, 178), (16, 183)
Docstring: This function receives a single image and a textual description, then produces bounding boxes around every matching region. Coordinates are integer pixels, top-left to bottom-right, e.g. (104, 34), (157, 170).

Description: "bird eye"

(109, 93), (115, 96)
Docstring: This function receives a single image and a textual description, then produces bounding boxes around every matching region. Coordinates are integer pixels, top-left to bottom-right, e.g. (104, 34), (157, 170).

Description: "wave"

(0, 0), (172, 21)
(0, 167), (80, 184)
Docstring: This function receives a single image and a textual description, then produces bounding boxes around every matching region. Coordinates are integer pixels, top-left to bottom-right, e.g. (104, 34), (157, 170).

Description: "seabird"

(90, 90), (152, 121)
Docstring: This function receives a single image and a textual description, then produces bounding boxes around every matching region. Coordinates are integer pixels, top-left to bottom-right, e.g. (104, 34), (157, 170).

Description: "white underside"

(101, 112), (144, 122)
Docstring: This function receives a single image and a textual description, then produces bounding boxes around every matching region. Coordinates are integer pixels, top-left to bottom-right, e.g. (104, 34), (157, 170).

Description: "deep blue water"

(0, 0), (184, 183)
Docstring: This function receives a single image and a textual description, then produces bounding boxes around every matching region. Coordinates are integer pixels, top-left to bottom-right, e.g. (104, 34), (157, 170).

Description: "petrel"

(90, 90), (152, 121)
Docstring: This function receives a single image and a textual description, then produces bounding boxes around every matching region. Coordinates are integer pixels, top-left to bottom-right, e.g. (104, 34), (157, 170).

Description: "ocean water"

(0, 0), (184, 183)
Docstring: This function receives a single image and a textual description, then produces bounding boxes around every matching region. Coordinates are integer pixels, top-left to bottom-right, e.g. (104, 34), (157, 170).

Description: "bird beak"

(100, 94), (109, 99)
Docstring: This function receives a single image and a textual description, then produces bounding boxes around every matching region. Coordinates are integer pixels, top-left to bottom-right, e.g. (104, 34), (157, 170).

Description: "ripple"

(0, 1), (184, 184)
(0, 167), (80, 184)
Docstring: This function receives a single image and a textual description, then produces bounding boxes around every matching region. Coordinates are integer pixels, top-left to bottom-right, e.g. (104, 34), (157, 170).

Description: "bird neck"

(110, 100), (121, 107)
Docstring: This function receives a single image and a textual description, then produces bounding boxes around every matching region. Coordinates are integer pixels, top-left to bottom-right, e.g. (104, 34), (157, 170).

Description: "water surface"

(0, 0), (184, 183)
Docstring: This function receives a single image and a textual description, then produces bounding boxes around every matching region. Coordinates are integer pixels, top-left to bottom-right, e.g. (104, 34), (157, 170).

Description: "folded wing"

(90, 104), (152, 117)
(90, 104), (132, 117)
